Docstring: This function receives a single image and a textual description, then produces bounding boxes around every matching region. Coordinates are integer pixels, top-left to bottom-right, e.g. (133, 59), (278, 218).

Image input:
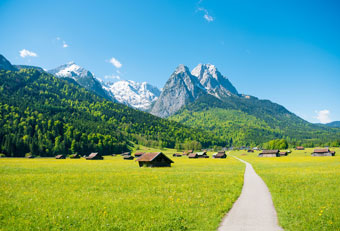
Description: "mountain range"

(1, 54), (339, 149)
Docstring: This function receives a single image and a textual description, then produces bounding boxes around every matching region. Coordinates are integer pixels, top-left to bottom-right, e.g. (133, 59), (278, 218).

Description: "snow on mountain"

(102, 80), (161, 111)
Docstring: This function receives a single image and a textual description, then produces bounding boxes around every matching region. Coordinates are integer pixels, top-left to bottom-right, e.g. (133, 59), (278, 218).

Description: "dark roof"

(261, 150), (279, 154)
(136, 152), (174, 163)
(313, 148), (330, 153)
(134, 152), (144, 156)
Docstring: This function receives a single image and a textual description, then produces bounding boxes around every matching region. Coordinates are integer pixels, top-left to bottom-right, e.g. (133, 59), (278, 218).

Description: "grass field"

(0, 153), (244, 231)
(233, 148), (340, 231)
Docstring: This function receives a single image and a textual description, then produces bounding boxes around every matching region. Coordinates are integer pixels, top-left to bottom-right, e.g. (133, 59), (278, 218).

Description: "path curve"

(218, 156), (283, 231)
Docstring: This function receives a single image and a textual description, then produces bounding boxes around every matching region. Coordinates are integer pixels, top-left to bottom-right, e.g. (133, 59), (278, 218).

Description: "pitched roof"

(188, 153), (197, 158)
(136, 152), (174, 163)
(215, 152), (226, 157)
(261, 150), (279, 154)
(279, 151), (287, 155)
(88, 152), (99, 158)
(196, 152), (207, 155)
(313, 148), (330, 153)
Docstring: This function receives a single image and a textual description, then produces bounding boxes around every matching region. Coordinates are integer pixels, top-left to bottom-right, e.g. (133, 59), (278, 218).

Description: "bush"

(25, 153), (33, 157)
(0, 153), (6, 158)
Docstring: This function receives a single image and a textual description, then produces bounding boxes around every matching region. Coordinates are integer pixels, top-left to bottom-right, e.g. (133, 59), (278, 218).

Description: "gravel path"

(218, 156), (283, 231)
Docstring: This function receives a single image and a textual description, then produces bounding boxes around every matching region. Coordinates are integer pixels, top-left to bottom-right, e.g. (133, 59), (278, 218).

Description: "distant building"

(55, 154), (66, 159)
(258, 150), (280, 157)
(173, 153), (182, 157)
(279, 151), (288, 156)
(136, 152), (174, 167)
(247, 150), (254, 153)
(296, 146), (305, 150)
(124, 155), (134, 160)
(311, 148), (335, 156)
(86, 152), (103, 160)
(183, 150), (193, 156)
(122, 152), (131, 156)
(213, 151), (227, 159)
(134, 152), (144, 158)
(196, 151), (209, 158)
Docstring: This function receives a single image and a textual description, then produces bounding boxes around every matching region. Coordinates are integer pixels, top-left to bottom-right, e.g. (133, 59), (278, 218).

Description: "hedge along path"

(218, 156), (283, 231)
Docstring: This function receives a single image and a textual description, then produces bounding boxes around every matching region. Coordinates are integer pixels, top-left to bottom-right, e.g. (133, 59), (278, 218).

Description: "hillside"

(0, 68), (223, 157)
(170, 94), (340, 146)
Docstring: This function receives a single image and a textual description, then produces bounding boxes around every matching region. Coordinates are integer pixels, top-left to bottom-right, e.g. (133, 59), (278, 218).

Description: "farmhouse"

(296, 146), (305, 150)
(196, 151), (209, 158)
(134, 152), (144, 158)
(258, 150), (280, 157)
(86, 152), (103, 160)
(136, 152), (174, 167)
(279, 151), (288, 156)
(311, 148), (335, 156)
(124, 155), (134, 160)
(55, 154), (66, 159)
(213, 151), (227, 158)
(188, 153), (198, 158)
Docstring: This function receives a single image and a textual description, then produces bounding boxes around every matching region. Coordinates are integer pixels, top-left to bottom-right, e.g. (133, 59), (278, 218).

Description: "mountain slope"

(150, 65), (206, 117)
(0, 55), (17, 71)
(324, 121), (340, 128)
(102, 80), (160, 111)
(0, 66), (223, 157)
(170, 94), (340, 146)
(49, 62), (111, 100)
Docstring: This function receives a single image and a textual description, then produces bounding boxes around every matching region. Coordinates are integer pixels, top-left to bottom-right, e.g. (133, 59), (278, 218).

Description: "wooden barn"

(183, 150), (193, 156)
(311, 148), (335, 156)
(188, 153), (198, 158)
(134, 152), (144, 158)
(196, 151), (209, 158)
(69, 153), (81, 159)
(213, 151), (227, 159)
(258, 150), (280, 157)
(279, 151), (288, 156)
(136, 152), (174, 167)
(124, 155), (134, 160)
(173, 153), (182, 157)
(296, 146), (305, 150)
(86, 152), (103, 160)
(55, 154), (66, 159)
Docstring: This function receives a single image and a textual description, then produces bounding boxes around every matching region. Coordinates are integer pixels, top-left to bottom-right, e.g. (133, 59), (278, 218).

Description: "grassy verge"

(0, 155), (244, 231)
(233, 148), (340, 231)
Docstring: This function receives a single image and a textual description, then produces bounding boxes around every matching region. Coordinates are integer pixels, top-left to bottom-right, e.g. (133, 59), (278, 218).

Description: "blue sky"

(1, 0), (339, 123)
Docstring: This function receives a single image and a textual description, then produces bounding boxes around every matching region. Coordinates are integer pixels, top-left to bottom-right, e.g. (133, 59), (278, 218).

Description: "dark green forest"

(0, 69), (223, 157)
(170, 94), (340, 147)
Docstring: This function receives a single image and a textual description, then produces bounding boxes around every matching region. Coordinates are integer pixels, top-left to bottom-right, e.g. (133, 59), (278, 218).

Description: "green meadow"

(234, 148), (340, 231)
(0, 153), (244, 231)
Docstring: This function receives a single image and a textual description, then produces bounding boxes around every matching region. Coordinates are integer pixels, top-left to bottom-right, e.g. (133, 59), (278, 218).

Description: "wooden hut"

(213, 151), (227, 159)
(188, 153), (198, 158)
(196, 151), (209, 158)
(136, 152), (174, 167)
(173, 153), (182, 157)
(296, 146), (305, 150)
(86, 152), (103, 160)
(69, 153), (81, 159)
(124, 155), (134, 160)
(311, 148), (335, 156)
(258, 150), (280, 157)
(55, 154), (66, 159)
(134, 152), (144, 158)
(279, 151), (288, 156)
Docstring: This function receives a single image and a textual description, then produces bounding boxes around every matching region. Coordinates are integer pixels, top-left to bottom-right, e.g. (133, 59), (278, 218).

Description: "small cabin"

(188, 153), (198, 158)
(311, 148), (335, 156)
(124, 155), (134, 160)
(258, 150), (280, 157)
(86, 152), (103, 160)
(183, 150), (193, 156)
(173, 153), (182, 157)
(196, 152), (209, 158)
(69, 153), (81, 159)
(213, 151), (227, 159)
(134, 152), (144, 158)
(122, 152), (131, 156)
(55, 154), (66, 159)
(296, 146), (305, 150)
(279, 151), (288, 156)
(136, 152), (174, 167)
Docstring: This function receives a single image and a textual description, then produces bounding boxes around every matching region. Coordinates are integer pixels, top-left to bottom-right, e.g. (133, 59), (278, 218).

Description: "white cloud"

(62, 41), (69, 48)
(19, 49), (38, 58)
(316, 109), (331, 124)
(109, 57), (122, 68)
(198, 7), (214, 22)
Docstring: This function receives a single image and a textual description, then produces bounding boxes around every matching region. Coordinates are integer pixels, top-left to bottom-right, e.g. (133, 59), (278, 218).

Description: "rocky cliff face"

(150, 65), (206, 118)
